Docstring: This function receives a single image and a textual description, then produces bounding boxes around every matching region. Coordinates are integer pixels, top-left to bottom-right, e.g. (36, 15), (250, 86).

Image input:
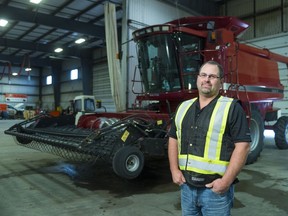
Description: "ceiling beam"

(0, 5), (105, 38)
(0, 37), (89, 57)
(0, 53), (56, 67)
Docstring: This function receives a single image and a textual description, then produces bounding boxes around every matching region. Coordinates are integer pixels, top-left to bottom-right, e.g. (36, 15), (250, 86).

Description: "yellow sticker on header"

(157, 120), (163, 125)
(121, 130), (130, 142)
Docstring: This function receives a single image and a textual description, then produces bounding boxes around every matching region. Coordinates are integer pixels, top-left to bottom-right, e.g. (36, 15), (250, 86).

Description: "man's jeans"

(180, 183), (234, 216)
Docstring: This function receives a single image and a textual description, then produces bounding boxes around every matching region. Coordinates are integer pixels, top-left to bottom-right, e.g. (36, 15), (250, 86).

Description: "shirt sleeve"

(168, 116), (177, 139)
(229, 101), (252, 143)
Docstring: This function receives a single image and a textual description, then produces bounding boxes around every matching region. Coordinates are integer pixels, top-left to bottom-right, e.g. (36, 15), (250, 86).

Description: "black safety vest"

(175, 96), (234, 176)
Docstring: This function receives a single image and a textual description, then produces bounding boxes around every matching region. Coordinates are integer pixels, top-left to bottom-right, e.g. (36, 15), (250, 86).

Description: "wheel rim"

(125, 154), (140, 172)
(250, 118), (259, 151)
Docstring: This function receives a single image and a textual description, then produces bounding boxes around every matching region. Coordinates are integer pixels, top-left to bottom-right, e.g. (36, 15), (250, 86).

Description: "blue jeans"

(180, 183), (234, 216)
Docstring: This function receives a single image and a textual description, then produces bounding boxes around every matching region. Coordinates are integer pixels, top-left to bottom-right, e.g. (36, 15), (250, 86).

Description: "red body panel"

(77, 111), (171, 129)
(92, 16), (288, 129)
(135, 17), (288, 121)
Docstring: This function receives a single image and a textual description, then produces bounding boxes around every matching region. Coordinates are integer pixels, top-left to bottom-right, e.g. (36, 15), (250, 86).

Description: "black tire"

(246, 110), (264, 164)
(13, 136), (32, 145)
(112, 146), (144, 179)
(273, 116), (288, 149)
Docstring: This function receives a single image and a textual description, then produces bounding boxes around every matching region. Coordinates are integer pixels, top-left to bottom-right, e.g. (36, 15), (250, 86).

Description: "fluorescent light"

(12, 72), (18, 76)
(25, 68), (32, 72)
(30, 0), (42, 4)
(54, 48), (63, 53)
(0, 19), (8, 27)
(75, 38), (86, 44)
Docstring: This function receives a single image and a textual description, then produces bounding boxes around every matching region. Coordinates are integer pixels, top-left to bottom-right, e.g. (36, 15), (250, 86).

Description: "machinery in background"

(5, 16), (288, 179)
(0, 103), (24, 119)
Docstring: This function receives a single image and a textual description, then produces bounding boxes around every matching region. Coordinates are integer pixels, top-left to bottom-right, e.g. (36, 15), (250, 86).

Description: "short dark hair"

(200, 61), (224, 78)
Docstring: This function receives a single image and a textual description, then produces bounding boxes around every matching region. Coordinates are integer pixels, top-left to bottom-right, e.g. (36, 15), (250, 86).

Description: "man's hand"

(171, 169), (186, 186)
(205, 178), (230, 194)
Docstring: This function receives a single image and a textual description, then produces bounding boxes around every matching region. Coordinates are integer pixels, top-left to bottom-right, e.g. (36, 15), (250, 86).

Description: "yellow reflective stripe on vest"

(175, 98), (197, 153)
(178, 154), (229, 175)
(176, 96), (233, 175)
(175, 98), (197, 130)
(204, 97), (233, 160)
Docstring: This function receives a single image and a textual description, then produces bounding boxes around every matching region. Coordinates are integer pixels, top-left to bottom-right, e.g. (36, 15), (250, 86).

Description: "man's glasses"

(198, 73), (220, 80)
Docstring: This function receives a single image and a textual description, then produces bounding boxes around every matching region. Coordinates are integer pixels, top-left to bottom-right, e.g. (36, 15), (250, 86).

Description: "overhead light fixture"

(12, 72), (18, 76)
(0, 19), (8, 27)
(30, 0), (42, 4)
(75, 38), (86, 44)
(54, 48), (63, 53)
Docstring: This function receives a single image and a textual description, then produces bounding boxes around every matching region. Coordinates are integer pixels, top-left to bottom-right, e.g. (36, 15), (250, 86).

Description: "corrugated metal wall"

(92, 61), (115, 112)
(92, 47), (115, 112)
(224, 0), (254, 17)
(221, 0), (287, 40)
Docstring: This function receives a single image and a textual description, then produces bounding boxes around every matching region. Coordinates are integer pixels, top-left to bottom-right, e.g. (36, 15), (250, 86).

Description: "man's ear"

(220, 78), (224, 85)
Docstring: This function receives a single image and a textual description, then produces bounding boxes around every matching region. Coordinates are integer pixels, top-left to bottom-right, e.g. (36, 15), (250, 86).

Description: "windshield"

(137, 34), (179, 93)
(74, 99), (82, 112)
(84, 98), (95, 112)
(74, 98), (95, 113)
(136, 33), (204, 93)
(177, 33), (204, 90)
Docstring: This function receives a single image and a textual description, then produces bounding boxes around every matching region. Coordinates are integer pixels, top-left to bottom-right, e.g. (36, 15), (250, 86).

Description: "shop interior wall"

(41, 58), (82, 112)
(0, 65), (40, 109)
(219, 0), (288, 117)
(41, 66), (54, 112)
(59, 58), (82, 111)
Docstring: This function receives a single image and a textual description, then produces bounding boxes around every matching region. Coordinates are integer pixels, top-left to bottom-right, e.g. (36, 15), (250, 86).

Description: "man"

(168, 60), (251, 216)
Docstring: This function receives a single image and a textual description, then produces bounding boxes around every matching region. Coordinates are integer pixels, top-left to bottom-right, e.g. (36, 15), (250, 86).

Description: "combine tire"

(246, 110), (264, 164)
(112, 146), (144, 179)
(273, 116), (288, 149)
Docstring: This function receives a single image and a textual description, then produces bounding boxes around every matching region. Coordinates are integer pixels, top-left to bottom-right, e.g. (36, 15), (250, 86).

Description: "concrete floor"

(0, 119), (287, 216)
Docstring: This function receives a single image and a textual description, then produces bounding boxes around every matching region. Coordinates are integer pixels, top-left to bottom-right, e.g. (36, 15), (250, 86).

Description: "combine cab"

(5, 16), (288, 179)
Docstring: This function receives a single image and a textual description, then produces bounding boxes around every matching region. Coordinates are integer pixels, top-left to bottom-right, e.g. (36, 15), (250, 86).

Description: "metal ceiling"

(0, 0), (123, 67)
(0, 0), (221, 67)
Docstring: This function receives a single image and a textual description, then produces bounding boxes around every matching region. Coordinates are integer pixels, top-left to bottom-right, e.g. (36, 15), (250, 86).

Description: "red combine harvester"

(5, 16), (288, 179)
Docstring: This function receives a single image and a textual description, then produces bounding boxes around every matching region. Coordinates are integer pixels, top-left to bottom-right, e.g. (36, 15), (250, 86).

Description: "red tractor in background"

(5, 16), (288, 180)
